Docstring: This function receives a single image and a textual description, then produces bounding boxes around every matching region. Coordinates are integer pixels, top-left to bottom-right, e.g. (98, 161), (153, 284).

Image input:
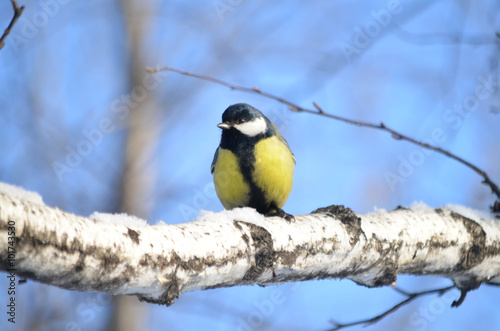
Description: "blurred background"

(1, 0), (500, 330)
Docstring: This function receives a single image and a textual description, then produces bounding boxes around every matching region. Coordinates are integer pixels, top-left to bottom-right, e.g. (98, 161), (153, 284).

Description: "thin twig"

(327, 286), (456, 331)
(145, 66), (500, 202)
(0, 0), (25, 50)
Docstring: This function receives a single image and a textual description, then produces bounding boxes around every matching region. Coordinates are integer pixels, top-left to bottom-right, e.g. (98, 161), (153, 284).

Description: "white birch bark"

(1, 190), (499, 306)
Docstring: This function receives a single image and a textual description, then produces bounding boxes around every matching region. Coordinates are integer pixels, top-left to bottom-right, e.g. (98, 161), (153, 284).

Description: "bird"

(211, 103), (295, 220)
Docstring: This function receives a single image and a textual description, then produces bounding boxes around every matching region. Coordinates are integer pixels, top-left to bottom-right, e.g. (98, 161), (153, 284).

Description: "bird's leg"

(265, 207), (295, 222)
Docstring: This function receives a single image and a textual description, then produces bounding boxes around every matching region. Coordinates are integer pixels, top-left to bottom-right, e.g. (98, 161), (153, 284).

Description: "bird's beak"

(217, 122), (231, 130)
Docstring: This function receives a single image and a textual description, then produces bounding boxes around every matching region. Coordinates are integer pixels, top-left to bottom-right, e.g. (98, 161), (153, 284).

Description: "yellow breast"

(252, 135), (295, 208)
(213, 148), (251, 209)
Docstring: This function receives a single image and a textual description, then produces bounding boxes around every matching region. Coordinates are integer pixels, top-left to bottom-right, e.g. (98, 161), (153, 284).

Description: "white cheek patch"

(234, 117), (267, 137)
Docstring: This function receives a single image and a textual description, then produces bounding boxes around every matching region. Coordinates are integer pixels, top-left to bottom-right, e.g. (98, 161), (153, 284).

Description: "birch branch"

(0, 191), (499, 306)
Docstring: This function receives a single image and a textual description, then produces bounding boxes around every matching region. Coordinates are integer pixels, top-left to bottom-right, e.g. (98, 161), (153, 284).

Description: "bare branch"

(0, 0), (25, 51)
(144, 66), (500, 202)
(145, 66), (306, 113)
(328, 286), (456, 331)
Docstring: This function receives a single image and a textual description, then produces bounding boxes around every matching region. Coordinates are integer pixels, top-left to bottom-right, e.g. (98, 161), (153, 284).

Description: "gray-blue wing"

(210, 147), (220, 174)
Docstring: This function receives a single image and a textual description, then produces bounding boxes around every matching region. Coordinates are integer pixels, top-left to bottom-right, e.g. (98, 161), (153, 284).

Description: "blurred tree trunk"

(108, 1), (159, 330)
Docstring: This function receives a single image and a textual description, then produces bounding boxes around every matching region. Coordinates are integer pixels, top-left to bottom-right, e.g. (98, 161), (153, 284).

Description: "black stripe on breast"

(220, 129), (272, 213)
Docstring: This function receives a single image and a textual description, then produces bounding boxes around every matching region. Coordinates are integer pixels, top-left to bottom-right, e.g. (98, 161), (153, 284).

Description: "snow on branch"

(0, 187), (499, 306)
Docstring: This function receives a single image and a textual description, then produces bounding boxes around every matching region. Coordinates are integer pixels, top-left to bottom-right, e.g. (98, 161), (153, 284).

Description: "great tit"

(211, 103), (295, 219)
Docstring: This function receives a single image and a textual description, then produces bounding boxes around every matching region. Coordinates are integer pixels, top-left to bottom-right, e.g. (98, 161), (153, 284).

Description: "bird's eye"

(238, 118), (246, 124)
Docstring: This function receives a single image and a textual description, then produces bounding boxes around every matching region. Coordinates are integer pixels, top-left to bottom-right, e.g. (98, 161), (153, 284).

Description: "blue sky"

(1, 0), (500, 330)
